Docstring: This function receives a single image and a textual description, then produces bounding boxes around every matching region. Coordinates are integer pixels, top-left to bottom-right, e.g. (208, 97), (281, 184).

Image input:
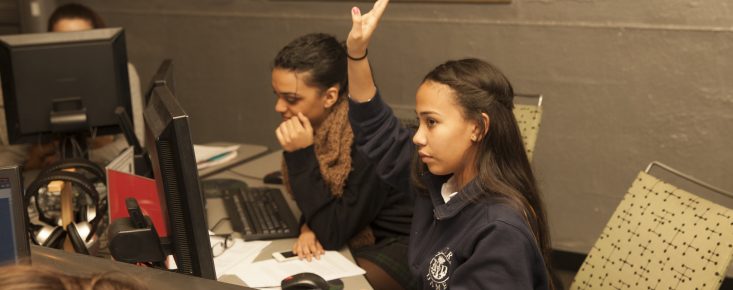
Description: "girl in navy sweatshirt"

(344, 1), (554, 289)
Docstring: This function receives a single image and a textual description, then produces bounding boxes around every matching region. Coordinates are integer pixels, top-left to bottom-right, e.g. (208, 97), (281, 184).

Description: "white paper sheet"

(105, 146), (134, 174)
(210, 235), (271, 278)
(229, 251), (366, 288)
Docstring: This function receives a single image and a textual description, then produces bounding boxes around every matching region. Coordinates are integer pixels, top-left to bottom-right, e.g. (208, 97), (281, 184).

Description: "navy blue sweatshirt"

(348, 92), (549, 290)
(284, 143), (414, 250)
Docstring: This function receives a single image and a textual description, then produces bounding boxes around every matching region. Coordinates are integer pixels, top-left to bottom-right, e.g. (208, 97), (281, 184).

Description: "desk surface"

(207, 152), (373, 290)
(226, 149), (283, 180)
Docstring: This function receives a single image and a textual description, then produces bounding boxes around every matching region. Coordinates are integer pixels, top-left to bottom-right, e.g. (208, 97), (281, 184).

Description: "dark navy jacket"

(283, 134), (413, 250)
(349, 92), (549, 290)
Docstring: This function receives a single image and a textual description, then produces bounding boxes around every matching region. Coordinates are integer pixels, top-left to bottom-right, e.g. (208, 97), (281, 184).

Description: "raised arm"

(347, 0), (388, 102)
(345, 0), (415, 194)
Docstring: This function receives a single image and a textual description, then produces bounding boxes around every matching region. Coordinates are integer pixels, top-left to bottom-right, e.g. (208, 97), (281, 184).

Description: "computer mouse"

(263, 170), (283, 185)
(280, 272), (330, 290)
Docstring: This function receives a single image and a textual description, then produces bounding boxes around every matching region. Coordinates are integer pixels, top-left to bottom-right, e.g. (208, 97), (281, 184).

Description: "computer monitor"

(144, 84), (215, 279)
(0, 165), (30, 266)
(0, 28), (131, 144)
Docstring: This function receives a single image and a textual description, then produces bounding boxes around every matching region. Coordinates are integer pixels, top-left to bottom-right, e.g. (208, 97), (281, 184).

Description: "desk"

(31, 245), (249, 290)
(206, 150), (373, 290)
(226, 149), (283, 180)
(197, 142), (268, 179)
(28, 145), (370, 290)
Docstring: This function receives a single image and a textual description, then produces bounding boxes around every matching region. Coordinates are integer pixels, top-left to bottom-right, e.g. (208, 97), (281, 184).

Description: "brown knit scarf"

(282, 99), (375, 249)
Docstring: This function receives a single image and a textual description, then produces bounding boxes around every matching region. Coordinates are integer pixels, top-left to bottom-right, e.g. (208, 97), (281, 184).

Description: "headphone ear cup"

(67, 222), (91, 255)
(75, 204), (97, 223)
(34, 224), (66, 248)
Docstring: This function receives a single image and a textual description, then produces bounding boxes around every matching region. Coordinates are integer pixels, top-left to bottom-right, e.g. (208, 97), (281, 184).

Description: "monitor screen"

(144, 85), (215, 279)
(0, 165), (30, 266)
(0, 28), (131, 144)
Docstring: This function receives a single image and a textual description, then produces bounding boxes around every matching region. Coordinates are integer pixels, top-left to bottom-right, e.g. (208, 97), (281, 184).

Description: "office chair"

(570, 161), (733, 290)
(513, 93), (543, 162)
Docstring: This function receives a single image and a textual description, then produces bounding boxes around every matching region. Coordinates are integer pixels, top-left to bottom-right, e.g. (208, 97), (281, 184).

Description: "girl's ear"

(472, 113), (490, 142)
(323, 86), (340, 109)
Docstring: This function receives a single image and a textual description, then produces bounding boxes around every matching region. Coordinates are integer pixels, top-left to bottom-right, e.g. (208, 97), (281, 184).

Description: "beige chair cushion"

(513, 104), (543, 162)
(571, 171), (733, 290)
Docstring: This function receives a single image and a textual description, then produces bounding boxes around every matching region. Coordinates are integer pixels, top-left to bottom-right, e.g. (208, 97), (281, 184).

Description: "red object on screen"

(107, 169), (168, 237)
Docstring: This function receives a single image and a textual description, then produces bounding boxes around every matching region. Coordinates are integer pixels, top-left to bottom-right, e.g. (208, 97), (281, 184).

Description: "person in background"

(0, 3), (144, 168)
(0, 265), (148, 290)
(271, 33), (415, 290)
(47, 3), (107, 32)
(345, 0), (555, 289)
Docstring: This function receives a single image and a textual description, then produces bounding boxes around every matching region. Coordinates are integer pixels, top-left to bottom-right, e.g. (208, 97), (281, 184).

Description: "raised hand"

(346, 0), (390, 58)
(275, 112), (314, 152)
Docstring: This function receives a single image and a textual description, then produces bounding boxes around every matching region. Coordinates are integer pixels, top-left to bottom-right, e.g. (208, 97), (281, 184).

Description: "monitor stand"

(58, 133), (89, 160)
(48, 97), (90, 159)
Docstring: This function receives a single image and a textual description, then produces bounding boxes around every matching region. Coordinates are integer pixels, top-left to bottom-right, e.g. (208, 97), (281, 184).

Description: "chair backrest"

(513, 94), (543, 162)
(570, 162), (733, 290)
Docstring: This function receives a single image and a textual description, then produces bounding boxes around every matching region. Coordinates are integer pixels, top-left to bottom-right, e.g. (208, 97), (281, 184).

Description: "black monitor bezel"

(144, 85), (215, 279)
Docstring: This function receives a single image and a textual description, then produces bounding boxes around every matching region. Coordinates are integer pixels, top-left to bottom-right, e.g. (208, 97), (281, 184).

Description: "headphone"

(25, 158), (106, 255)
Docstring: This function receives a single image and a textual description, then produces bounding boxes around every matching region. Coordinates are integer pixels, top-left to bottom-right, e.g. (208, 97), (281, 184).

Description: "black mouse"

(263, 170), (283, 185)
(281, 272), (343, 290)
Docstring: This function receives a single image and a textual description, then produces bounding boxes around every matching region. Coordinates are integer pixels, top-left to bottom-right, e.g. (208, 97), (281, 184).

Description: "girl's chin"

(426, 165), (449, 176)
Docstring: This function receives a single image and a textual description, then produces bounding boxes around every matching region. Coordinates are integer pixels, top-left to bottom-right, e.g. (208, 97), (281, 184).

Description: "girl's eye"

(278, 94), (299, 105)
(274, 92), (300, 105)
(426, 118), (437, 127)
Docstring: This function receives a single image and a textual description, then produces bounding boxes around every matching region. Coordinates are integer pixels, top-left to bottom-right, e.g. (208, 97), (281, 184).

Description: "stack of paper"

(194, 144), (239, 170)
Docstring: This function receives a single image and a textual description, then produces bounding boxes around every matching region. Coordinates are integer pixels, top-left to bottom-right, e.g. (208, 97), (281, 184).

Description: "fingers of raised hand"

(371, 0), (389, 20)
(348, 0), (389, 54)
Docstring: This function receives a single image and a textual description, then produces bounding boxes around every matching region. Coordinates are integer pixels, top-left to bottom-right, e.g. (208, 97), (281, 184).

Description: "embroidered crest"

(426, 248), (453, 290)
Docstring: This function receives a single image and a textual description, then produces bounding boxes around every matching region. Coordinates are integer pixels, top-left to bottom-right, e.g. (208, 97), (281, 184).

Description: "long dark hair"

(413, 58), (554, 288)
(47, 3), (107, 32)
(273, 33), (348, 99)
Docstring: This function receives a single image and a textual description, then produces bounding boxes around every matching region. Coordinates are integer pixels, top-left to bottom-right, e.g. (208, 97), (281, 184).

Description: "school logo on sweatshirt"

(427, 248), (453, 290)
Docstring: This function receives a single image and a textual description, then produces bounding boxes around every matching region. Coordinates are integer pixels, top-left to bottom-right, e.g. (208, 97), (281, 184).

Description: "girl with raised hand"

(272, 33), (416, 290)
(346, 1), (553, 289)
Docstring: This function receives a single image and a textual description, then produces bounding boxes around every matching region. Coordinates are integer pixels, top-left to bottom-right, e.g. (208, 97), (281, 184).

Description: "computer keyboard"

(202, 179), (299, 241)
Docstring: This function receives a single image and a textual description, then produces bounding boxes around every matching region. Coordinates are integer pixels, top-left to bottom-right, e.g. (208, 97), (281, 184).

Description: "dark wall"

(0, 0), (20, 35)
